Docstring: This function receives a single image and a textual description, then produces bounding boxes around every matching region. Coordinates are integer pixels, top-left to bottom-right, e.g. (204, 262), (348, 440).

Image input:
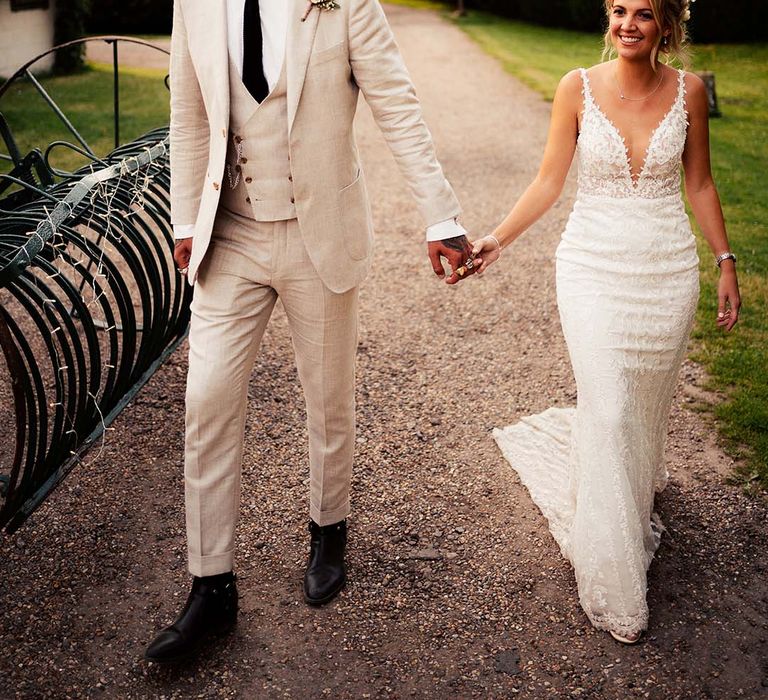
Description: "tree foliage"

(464, 0), (767, 43)
(54, 0), (92, 73)
(86, 0), (173, 35)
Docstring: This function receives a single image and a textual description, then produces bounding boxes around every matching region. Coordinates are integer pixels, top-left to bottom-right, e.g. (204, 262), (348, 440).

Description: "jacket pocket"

(338, 170), (372, 262)
(311, 42), (346, 64)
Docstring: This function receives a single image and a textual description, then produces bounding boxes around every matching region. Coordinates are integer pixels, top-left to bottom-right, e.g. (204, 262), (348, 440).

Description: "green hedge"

(54, 0), (92, 73)
(86, 0), (172, 35)
(464, 0), (602, 31)
(82, 0), (768, 43)
(686, 1), (768, 43)
(464, 0), (768, 43)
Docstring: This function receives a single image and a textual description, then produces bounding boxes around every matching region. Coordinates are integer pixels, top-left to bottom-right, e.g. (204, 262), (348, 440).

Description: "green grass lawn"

(0, 62), (169, 176)
(392, 1), (768, 488)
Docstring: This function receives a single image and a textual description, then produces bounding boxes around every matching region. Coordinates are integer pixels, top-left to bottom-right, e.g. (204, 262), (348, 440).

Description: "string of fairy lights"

(0, 132), (191, 531)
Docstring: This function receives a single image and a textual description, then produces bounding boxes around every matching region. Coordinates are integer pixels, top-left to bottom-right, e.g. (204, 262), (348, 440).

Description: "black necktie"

(242, 0), (270, 103)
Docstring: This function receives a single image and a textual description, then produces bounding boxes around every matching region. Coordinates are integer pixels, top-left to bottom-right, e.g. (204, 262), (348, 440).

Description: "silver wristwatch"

(715, 252), (737, 267)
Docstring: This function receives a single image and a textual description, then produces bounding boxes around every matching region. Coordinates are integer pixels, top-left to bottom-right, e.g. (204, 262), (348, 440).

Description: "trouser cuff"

(188, 550), (234, 577)
(310, 501), (350, 527)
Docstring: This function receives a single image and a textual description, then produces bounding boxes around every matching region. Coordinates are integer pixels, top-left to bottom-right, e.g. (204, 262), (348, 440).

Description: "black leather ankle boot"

(303, 519), (347, 606)
(144, 572), (238, 664)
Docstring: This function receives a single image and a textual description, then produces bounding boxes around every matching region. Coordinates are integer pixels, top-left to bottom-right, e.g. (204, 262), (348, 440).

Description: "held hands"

(470, 235), (502, 275)
(174, 238), (193, 276)
(427, 235), (480, 285)
(716, 262), (740, 331)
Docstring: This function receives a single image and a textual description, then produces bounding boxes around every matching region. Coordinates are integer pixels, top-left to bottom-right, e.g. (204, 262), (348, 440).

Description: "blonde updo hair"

(602, 0), (691, 69)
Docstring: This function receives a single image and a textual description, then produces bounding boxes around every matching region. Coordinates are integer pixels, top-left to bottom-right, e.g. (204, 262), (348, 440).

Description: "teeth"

(620, 36), (642, 44)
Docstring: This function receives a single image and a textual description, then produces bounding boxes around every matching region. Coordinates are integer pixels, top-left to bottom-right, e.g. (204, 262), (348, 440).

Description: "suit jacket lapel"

(210, 0), (230, 121)
(287, 0), (320, 133)
(183, 0), (229, 125)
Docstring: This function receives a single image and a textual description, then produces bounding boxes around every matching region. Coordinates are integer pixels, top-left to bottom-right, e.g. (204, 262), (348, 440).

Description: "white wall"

(0, 0), (56, 79)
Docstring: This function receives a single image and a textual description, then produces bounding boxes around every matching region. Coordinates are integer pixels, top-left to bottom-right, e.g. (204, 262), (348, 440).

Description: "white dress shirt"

(226, 0), (287, 89)
(174, 0), (465, 242)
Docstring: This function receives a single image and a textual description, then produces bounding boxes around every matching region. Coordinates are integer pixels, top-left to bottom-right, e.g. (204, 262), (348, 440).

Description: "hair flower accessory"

(302, 0), (340, 22)
(683, 0), (695, 22)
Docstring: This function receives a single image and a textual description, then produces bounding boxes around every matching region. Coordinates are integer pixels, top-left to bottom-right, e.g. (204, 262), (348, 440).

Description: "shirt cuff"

(174, 224), (195, 240)
(425, 218), (467, 242)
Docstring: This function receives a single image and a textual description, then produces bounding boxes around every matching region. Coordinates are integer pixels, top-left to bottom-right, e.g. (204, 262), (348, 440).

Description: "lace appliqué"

(577, 68), (688, 200)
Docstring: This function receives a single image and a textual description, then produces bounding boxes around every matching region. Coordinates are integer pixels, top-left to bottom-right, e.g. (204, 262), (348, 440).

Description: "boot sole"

(144, 618), (237, 665)
(303, 577), (346, 606)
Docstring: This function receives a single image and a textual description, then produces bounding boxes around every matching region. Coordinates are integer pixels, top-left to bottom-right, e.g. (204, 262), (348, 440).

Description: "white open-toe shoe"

(609, 630), (642, 645)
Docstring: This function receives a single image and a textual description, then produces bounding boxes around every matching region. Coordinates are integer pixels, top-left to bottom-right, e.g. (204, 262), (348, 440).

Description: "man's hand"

(174, 238), (193, 275)
(427, 235), (480, 285)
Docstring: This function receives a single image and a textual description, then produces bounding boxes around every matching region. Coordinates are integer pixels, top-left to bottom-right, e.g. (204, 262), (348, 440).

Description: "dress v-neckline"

(581, 69), (684, 187)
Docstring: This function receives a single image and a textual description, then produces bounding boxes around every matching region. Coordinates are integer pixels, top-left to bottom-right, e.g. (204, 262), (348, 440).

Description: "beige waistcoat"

(219, 58), (297, 222)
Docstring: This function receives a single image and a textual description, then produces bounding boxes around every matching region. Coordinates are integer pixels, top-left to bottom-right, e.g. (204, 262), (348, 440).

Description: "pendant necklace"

(614, 71), (664, 101)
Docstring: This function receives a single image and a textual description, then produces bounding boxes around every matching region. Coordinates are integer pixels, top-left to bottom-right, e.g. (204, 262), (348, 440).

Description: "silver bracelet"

(715, 252), (737, 267)
(489, 235), (502, 253)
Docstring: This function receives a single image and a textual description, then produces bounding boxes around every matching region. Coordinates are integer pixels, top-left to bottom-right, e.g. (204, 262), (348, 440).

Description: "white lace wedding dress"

(493, 68), (700, 637)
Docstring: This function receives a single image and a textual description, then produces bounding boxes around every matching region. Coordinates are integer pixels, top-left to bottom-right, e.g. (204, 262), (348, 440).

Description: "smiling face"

(602, 0), (691, 69)
(608, 0), (664, 61)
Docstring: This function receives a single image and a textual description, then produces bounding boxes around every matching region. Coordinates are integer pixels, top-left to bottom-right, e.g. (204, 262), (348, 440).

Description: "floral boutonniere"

(302, 0), (340, 22)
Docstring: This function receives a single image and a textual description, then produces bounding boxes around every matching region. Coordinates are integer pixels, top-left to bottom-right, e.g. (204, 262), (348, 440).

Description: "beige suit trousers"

(185, 210), (358, 577)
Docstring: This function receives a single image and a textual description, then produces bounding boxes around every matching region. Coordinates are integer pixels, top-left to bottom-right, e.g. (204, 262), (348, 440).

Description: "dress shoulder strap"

(675, 68), (687, 109)
(579, 68), (596, 115)
(579, 68), (594, 100)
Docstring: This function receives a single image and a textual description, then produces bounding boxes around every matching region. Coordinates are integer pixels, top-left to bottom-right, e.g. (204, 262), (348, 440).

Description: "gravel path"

(85, 38), (171, 71)
(3, 5), (768, 698)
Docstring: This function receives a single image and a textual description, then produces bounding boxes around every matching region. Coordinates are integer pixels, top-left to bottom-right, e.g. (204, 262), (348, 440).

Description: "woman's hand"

(470, 236), (502, 275)
(717, 265), (740, 331)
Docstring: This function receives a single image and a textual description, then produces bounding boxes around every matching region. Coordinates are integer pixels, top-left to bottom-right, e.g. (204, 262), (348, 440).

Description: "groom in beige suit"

(145, 0), (476, 663)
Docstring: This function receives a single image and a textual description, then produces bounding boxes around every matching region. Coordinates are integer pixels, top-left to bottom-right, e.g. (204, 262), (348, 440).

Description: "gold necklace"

(614, 71), (664, 101)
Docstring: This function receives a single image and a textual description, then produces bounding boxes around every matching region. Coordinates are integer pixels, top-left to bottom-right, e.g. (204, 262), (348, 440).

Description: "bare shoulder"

(683, 69), (705, 86)
(555, 69), (585, 105)
(683, 70), (707, 96)
(559, 69), (584, 89)
(549, 70), (584, 123)
(682, 71), (709, 112)
(584, 60), (614, 82)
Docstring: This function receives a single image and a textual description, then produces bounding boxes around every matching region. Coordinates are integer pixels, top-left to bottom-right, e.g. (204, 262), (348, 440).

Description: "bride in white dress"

(471, 0), (741, 643)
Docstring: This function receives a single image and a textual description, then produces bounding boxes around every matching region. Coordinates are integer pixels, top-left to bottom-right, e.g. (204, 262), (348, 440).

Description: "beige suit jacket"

(170, 0), (461, 292)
